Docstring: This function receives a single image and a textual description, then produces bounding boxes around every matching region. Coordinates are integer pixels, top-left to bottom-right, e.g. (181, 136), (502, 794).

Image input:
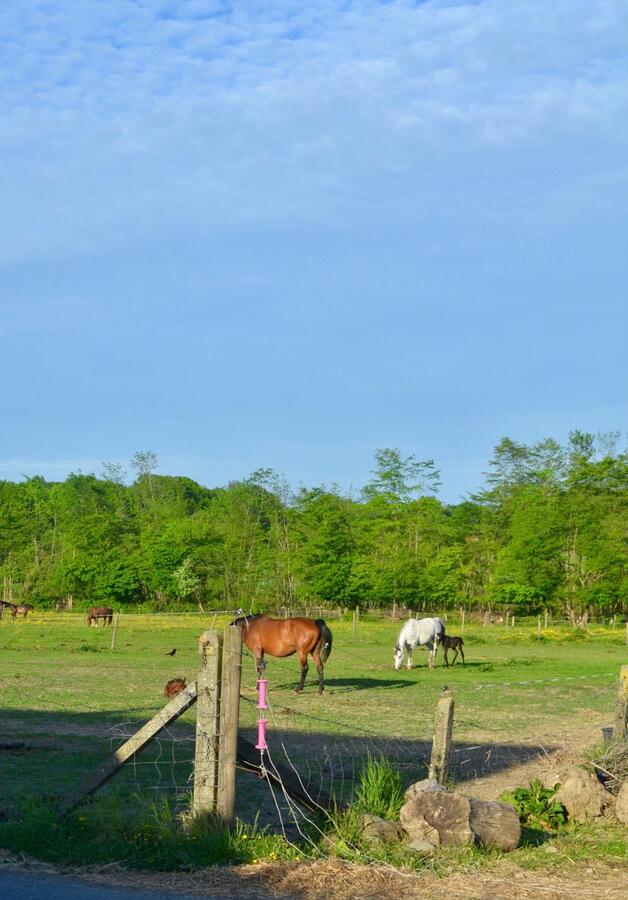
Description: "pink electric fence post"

(257, 678), (268, 709)
(255, 718), (268, 750)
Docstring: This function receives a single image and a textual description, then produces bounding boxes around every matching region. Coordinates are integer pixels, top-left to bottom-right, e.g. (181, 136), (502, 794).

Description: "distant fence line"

(3, 603), (627, 629)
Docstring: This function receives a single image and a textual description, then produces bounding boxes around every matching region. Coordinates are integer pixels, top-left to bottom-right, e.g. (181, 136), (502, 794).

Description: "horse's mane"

(230, 613), (265, 627)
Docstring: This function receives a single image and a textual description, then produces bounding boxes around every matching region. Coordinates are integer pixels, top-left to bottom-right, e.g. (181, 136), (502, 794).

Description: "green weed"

(501, 780), (566, 831)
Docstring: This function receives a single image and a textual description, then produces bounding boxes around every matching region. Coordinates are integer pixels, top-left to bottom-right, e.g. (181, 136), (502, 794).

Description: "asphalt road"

(0, 869), (215, 900)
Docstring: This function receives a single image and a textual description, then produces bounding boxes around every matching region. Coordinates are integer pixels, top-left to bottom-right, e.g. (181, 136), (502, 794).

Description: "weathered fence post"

(194, 630), (223, 816)
(544, 608), (549, 629)
(428, 689), (455, 784)
(505, 611), (509, 628)
(110, 612), (120, 650)
(460, 607), (465, 636)
(217, 625), (242, 827)
(613, 665), (628, 742)
(537, 615), (541, 635)
(352, 606), (359, 640)
(511, 615), (515, 628)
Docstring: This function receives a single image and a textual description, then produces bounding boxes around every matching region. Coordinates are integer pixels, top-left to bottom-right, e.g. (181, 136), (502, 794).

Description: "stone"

(360, 813), (405, 844)
(615, 781), (628, 825)
(554, 766), (614, 824)
(403, 779), (446, 802)
(401, 813), (441, 847)
(408, 837), (436, 855)
(400, 781), (520, 852)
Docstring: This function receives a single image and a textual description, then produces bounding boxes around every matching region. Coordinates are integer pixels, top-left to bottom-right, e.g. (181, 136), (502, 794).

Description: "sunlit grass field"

(0, 611), (625, 817)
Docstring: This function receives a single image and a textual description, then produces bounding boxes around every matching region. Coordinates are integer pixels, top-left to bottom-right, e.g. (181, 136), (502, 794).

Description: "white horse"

(393, 617), (445, 670)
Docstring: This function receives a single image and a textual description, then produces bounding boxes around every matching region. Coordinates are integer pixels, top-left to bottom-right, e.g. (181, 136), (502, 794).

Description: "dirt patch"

(1, 852), (626, 899)
(454, 717), (607, 801)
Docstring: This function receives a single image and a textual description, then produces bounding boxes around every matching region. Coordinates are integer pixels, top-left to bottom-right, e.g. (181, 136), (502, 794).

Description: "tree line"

(0, 434), (625, 618)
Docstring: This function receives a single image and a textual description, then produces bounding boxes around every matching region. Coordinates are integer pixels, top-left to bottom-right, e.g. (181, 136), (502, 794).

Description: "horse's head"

(393, 643), (403, 671)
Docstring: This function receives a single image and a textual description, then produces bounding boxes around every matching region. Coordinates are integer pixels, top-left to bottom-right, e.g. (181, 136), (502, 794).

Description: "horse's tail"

(315, 619), (333, 663)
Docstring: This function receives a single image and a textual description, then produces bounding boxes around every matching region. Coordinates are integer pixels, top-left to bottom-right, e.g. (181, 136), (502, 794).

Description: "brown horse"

(232, 614), (333, 694)
(12, 604), (33, 619)
(87, 606), (114, 626)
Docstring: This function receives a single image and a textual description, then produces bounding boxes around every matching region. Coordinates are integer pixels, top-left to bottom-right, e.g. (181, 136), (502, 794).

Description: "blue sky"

(1, 0), (626, 502)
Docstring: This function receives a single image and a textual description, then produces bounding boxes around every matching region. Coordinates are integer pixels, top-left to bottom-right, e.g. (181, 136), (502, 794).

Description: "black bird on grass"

(165, 648), (177, 657)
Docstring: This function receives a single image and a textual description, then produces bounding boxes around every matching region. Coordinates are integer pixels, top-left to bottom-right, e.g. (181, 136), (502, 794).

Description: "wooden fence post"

(217, 625), (242, 827)
(544, 608), (548, 629)
(110, 612), (120, 650)
(613, 665), (628, 742)
(352, 606), (359, 640)
(428, 690), (455, 784)
(537, 615), (541, 634)
(194, 630), (223, 817)
(460, 607), (465, 636)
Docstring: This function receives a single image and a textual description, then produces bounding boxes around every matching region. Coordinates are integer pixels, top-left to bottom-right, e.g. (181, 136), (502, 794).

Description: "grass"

(351, 753), (405, 820)
(0, 611), (625, 873)
(0, 794), (303, 870)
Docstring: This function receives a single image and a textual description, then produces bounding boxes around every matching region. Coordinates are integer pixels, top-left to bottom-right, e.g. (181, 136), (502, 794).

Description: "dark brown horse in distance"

(87, 606), (114, 626)
(12, 604), (33, 618)
(232, 614), (333, 694)
(0, 600), (16, 619)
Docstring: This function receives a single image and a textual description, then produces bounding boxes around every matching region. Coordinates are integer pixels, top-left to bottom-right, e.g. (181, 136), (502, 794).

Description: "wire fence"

(0, 611), (623, 845)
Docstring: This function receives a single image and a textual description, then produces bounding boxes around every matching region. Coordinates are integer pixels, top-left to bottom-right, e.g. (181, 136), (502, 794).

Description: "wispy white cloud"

(0, 457), (106, 480)
(0, 0), (626, 264)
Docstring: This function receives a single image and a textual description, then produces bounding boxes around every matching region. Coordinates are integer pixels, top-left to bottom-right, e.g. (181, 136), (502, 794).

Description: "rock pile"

(361, 778), (521, 855)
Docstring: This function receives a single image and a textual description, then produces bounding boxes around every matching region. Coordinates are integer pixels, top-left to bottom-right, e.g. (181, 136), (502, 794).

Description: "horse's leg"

(459, 645), (465, 667)
(311, 647), (324, 694)
(443, 647), (449, 668)
(255, 653), (266, 679)
(406, 643), (413, 670)
(295, 651), (308, 693)
(427, 641), (435, 669)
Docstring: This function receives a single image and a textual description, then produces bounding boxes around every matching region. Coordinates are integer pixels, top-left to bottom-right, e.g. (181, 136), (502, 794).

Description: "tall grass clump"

(352, 754), (405, 820)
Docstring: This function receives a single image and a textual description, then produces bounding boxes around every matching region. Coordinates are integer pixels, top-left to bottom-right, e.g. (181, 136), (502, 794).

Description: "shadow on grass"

(283, 676), (417, 691)
(519, 826), (553, 847)
(0, 705), (559, 837)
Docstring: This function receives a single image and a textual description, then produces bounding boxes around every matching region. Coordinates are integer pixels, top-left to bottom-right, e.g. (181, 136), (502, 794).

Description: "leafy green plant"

(501, 780), (566, 830)
(352, 754), (405, 820)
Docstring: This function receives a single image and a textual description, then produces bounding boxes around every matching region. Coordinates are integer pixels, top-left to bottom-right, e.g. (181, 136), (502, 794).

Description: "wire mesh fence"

(0, 610), (623, 843)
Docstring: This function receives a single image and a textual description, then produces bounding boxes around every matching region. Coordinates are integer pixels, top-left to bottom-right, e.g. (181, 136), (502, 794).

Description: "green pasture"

(0, 612), (625, 820)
